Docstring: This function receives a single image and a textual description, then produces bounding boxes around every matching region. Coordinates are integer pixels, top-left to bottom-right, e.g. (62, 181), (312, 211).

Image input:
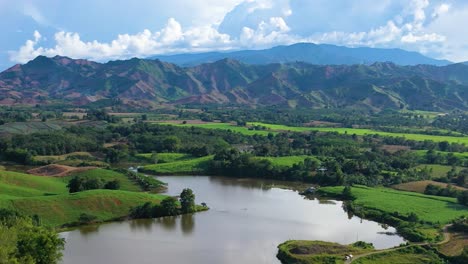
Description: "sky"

(1, 0), (468, 70)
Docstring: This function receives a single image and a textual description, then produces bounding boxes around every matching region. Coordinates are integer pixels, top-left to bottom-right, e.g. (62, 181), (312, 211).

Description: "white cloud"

(9, 18), (234, 63)
(432, 3), (450, 18)
(9, 0), (468, 63)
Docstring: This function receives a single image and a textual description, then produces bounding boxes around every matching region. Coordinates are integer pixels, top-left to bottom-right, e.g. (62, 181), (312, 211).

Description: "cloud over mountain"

(6, 0), (468, 64)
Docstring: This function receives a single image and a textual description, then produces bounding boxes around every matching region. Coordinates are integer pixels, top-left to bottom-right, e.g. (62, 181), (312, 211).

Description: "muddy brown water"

(60, 176), (404, 264)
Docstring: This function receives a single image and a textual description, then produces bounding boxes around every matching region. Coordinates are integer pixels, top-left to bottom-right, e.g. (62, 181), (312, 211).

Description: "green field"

(137, 152), (194, 163)
(414, 164), (463, 178)
(161, 121), (468, 144)
(0, 170), (167, 227)
(159, 122), (273, 136)
(141, 155), (213, 175)
(414, 150), (468, 159)
(320, 185), (468, 224)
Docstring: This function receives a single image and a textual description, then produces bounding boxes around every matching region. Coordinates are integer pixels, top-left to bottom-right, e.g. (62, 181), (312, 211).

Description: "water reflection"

(181, 214), (195, 235)
(78, 224), (100, 236)
(61, 176), (405, 264)
(157, 216), (177, 231)
(129, 219), (153, 232)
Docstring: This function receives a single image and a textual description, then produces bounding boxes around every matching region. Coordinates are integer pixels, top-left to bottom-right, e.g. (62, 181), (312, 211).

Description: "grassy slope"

(141, 155), (213, 174)
(0, 170), (67, 196)
(0, 170), (166, 227)
(0, 190), (166, 227)
(320, 186), (467, 224)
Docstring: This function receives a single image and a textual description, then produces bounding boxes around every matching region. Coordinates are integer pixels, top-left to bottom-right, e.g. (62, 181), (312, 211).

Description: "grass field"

(141, 155), (213, 175)
(414, 164), (462, 178)
(413, 150), (468, 159)
(319, 185), (468, 224)
(393, 180), (467, 194)
(0, 190), (167, 227)
(0, 169), (167, 227)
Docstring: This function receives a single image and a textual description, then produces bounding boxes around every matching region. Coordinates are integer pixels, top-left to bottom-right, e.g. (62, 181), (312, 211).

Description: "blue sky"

(1, 0), (468, 70)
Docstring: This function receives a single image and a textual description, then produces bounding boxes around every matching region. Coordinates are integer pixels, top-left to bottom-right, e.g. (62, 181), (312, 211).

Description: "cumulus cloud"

(9, 18), (233, 63)
(9, 0), (468, 63)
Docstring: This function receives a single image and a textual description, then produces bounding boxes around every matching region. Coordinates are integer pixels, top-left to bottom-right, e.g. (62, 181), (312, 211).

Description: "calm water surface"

(61, 176), (404, 264)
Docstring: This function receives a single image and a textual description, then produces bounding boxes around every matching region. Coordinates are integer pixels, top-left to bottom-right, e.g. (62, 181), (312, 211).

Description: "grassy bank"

(277, 240), (373, 264)
(277, 241), (446, 264)
(0, 169), (168, 227)
(319, 185), (467, 224)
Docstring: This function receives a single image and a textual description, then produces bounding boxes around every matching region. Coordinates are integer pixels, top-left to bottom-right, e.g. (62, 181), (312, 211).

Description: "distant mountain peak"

(150, 43), (452, 67)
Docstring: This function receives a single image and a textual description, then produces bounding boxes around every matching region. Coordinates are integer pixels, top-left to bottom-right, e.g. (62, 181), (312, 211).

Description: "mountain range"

(1, 55), (468, 111)
(150, 43), (452, 66)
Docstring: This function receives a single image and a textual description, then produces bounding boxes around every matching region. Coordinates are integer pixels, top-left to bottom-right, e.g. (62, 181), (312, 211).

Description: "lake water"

(61, 176), (404, 264)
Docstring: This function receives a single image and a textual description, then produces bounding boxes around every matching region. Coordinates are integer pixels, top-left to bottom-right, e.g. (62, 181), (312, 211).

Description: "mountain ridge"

(1, 55), (467, 111)
(150, 43), (452, 66)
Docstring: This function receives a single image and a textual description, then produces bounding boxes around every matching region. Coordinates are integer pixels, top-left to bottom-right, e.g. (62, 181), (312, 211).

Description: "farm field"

(160, 121), (468, 144)
(319, 185), (467, 224)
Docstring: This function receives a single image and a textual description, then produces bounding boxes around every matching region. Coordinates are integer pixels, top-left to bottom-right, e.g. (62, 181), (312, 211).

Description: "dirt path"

(346, 225), (451, 264)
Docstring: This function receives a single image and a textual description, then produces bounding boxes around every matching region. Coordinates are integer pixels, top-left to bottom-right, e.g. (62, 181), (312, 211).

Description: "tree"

(179, 188), (195, 213)
(161, 197), (178, 216)
(104, 180), (120, 190)
(67, 176), (85, 193)
(342, 186), (356, 200)
(458, 190), (468, 206)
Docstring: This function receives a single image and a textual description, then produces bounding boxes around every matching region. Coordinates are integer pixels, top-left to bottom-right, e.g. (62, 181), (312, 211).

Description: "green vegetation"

(277, 240), (373, 264)
(136, 152), (193, 163)
(0, 209), (65, 264)
(414, 164), (462, 178)
(66, 169), (142, 192)
(255, 155), (317, 167)
(320, 185), (467, 224)
(353, 246), (446, 264)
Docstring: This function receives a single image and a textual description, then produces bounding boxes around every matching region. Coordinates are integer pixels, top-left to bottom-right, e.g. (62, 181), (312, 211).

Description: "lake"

(61, 176), (404, 264)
